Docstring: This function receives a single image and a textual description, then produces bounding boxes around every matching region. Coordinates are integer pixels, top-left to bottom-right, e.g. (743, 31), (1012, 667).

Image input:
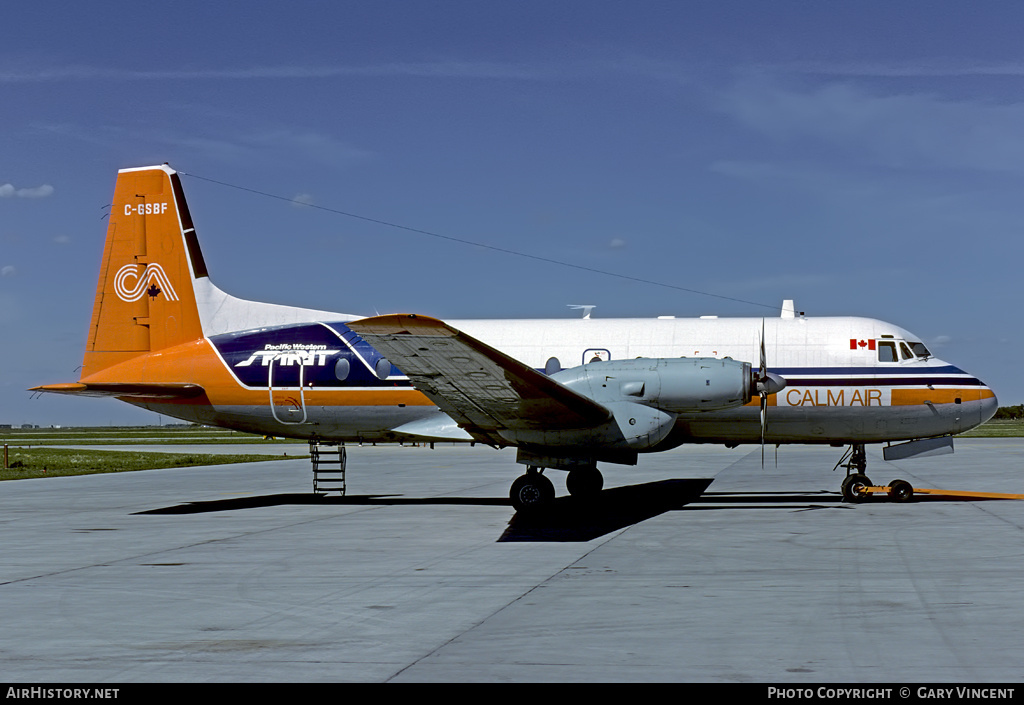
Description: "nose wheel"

(837, 444), (871, 502)
(841, 473), (872, 503)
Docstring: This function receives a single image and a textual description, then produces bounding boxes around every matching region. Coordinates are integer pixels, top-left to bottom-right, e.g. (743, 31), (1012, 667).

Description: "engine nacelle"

(499, 400), (677, 452)
(551, 357), (753, 413)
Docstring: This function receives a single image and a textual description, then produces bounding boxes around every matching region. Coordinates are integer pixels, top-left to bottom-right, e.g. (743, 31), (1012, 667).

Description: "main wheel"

(887, 479), (914, 503)
(566, 468), (603, 498)
(841, 473), (872, 503)
(510, 472), (555, 512)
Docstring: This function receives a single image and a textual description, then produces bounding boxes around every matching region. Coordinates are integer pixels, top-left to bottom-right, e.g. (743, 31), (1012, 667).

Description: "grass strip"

(0, 427), (304, 445)
(959, 420), (1024, 438)
(1, 447), (305, 481)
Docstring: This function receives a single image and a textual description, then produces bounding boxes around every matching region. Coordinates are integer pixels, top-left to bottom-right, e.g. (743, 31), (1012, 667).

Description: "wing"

(348, 314), (610, 446)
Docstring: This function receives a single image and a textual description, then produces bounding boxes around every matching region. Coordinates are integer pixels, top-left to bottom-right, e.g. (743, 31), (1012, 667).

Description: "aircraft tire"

(887, 479), (914, 503)
(841, 473), (871, 503)
(566, 468), (603, 498)
(510, 473), (555, 512)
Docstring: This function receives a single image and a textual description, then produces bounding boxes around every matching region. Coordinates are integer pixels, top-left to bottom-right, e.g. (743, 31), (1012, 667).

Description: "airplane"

(32, 164), (999, 511)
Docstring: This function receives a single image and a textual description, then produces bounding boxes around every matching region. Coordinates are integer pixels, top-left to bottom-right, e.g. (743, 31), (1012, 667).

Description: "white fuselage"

(136, 311), (997, 447)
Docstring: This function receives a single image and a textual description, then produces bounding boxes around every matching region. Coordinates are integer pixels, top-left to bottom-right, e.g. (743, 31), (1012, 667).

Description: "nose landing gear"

(836, 444), (914, 503)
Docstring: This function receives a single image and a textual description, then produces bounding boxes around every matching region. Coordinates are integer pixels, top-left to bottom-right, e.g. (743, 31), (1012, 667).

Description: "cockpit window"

(910, 342), (931, 358)
(900, 343), (914, 360)
(878, 341), (898, 363)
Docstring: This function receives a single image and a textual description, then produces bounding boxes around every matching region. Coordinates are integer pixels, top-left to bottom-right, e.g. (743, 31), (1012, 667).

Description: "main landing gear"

(510, 468), (554, 511)
(836, 443), (914, 503)
(509, 465), (604, 512)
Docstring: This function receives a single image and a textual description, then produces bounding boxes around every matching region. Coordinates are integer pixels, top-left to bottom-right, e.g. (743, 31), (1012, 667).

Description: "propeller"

(754, 319), (787, 466)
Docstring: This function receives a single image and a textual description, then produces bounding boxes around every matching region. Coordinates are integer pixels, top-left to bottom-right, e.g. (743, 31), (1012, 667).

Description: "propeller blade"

(755, 319), (787, 468)
(760, 391), (767, 467)
(760, 318), (767, 378)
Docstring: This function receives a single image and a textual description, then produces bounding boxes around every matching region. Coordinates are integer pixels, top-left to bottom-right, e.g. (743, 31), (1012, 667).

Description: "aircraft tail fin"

(70, 163), (356, 384)
(81, 165), (206, 378)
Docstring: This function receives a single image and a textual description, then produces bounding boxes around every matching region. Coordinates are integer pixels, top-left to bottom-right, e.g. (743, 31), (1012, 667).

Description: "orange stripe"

(891, 388), (995, 406)
(743, 395), (777, 407)
(743, 388), (994, 408)
(80, 339), (434, 407)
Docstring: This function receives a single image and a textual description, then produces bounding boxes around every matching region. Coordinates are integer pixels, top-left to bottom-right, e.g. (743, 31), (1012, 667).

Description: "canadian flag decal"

(850, 339), (876, 351)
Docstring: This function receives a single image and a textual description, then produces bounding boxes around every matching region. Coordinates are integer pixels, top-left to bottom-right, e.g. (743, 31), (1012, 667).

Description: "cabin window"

(900, 343), (914, 360)
(878, 341), (898, 363)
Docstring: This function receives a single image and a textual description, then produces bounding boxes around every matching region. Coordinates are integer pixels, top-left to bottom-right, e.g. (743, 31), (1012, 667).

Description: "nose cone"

(959, 372), (998, 433)
(979, 385), (999, 424)
(933, 359), (999, 434)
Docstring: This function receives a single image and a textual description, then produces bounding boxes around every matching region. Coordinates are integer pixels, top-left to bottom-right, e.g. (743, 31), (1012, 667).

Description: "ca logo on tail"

(114, 263), (179, 302)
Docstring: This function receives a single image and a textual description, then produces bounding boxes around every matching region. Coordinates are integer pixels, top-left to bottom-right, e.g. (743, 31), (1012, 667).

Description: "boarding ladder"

(310, 441), (346, 496)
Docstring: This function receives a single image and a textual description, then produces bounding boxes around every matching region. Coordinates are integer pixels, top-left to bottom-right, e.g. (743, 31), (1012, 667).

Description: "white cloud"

(1, 265), (16, 277)
(249, 130), (373, 167)
(291, 194), (314, 207)
(0, 61), (554, 84)
(776, 60), (1024, 79)
(718, 77), (1024, 174)
(139, 127), (374, 169)
(608, 238), (626, 249)
(708, 159), (879, 197)
(0, 183), (54, 198)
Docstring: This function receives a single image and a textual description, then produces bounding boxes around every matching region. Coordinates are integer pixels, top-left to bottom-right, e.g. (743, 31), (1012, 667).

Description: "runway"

(1, 439), (1022, 683)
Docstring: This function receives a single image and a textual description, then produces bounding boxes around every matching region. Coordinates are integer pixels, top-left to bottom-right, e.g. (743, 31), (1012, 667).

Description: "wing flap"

(349, 314), (610, 444)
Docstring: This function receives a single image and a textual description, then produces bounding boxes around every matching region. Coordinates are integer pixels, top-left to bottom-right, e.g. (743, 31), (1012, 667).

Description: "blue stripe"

(781, 377), (984, 387)
(774, 365), (967, 376)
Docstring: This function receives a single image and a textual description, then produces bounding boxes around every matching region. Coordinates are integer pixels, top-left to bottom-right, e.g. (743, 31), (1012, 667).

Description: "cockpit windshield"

(910, 342), (931, 358)
(877, 339), (931, 362)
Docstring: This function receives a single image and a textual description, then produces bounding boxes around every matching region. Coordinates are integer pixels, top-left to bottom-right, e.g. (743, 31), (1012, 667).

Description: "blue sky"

(2, 1), (1022, 426)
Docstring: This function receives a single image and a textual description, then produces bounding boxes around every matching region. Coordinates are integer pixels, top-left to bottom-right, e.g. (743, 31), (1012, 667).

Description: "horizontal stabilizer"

(30, 382), (206, 400)
(349, 314), (611, 446)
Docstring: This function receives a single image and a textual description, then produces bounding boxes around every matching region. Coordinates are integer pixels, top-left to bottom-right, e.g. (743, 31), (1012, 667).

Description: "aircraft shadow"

(136, 479), (716, 543)
(134, 493), (508, 515)
(134, 482), (977, 542)
(498, 479), (714, 542)
(501, 484), (1008, 542)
